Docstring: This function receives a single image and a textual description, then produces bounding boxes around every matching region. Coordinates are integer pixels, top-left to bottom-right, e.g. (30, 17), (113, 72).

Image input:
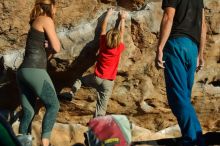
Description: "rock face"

(0, 0), (219, 145)
(12, 120), (181, 146)
(12, 121), (88, 146)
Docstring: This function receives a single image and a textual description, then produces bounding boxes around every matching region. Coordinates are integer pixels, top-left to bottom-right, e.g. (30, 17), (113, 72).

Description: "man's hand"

(156, 50), (165, 69)
(196, 55), (205, 72)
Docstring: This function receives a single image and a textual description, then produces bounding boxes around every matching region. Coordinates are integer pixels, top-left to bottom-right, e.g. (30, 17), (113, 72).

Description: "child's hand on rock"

(107, 8), (114, 16)
(120, 10), (128, 19)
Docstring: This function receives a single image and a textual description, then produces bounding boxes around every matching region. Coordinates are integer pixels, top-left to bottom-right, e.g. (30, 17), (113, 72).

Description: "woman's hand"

(44, 40), (49, 48)
(45, 40), (54, 60)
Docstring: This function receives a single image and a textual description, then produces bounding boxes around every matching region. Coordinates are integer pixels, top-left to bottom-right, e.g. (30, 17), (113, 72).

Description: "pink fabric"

(88, 115), (128, 146)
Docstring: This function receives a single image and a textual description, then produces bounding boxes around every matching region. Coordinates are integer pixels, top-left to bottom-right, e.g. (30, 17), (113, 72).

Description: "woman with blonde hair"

(70, 8), (128, 117)
(16, 0), (60, 145)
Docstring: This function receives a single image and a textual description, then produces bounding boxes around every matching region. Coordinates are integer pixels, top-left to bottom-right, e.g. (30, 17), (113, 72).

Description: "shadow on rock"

(48, 13), (106, 92)
(72, 143), (85, 146)
(52, 12), (122, 97)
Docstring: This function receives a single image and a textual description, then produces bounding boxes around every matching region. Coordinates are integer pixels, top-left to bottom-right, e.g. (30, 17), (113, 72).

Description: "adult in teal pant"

(17, 68), (60, 139)
(163, 37), (205, 146)
(156, 0), (207, 145)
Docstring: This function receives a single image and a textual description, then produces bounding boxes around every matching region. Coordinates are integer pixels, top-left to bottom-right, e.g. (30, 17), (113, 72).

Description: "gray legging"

(73, 74), (114, 117)
(16, 68), (60, 139)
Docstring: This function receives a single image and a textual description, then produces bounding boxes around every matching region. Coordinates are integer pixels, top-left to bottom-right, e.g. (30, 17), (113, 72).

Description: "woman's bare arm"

(43, 17), (61, 53)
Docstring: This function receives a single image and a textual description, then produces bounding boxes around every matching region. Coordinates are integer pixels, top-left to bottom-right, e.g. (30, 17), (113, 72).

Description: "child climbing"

(71, 8), (128, 117)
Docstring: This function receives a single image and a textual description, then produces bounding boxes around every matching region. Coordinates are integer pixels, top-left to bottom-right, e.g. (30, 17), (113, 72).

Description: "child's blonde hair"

(106, 28), (121, 48)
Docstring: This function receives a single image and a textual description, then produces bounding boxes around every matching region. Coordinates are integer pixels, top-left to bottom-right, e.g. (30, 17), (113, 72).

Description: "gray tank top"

(20, 27), (47, 69)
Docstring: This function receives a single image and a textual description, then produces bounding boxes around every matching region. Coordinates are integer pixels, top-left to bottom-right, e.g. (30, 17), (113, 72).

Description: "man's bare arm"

(197, 9), (207, 71)
(156, 7), (176, 69)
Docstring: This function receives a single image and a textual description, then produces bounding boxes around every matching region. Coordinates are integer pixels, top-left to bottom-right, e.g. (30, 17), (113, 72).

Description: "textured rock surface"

(13, 121), (88, 146)
(12, 120), (181, 146)
(0, 0), (219, 145)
